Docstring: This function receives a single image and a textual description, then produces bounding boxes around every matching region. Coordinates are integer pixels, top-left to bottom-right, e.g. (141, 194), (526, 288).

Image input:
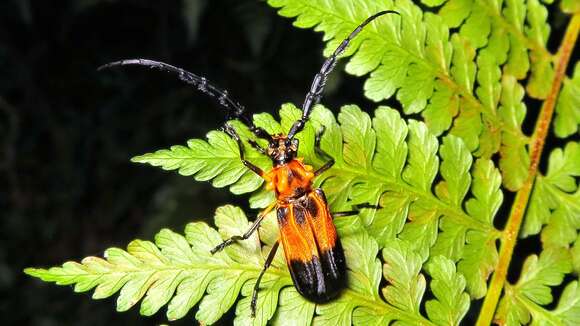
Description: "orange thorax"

(265, 158), (314, 202)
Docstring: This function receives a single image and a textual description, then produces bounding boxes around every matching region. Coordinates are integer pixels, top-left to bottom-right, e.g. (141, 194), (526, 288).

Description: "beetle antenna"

(287, 10), (399, 140)
(98, 59), (272, 141)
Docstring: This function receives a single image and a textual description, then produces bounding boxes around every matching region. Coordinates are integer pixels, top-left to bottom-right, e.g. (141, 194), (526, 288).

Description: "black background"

(0, 0), (573, 325)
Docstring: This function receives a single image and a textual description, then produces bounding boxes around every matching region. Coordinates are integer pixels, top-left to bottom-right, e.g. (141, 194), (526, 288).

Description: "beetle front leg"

(221, 123), (265, 177)
(313, 126), (335, 176)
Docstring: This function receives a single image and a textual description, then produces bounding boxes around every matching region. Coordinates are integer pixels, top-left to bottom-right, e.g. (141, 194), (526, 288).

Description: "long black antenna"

(98, 59), (272, 141)
(287, 10), (399, 140)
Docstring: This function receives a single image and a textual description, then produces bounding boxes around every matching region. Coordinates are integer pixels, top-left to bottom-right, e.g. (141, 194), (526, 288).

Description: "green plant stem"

(476, 13), (580, 326)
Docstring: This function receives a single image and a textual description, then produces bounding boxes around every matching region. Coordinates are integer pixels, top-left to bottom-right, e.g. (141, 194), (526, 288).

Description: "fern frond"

(134, 104), (504, 299)
(425, 256), (470, 325)
(429, 0), (557, 189)
(28, 105), (492, 324)
(494, 143), (579, 325)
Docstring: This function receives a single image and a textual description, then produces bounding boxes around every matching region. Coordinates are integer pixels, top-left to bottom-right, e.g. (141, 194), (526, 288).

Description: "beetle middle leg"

(210, 202), (276, 254)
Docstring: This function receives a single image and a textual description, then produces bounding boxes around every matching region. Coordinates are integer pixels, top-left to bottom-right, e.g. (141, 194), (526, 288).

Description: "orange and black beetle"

(99, 10), (396, 316)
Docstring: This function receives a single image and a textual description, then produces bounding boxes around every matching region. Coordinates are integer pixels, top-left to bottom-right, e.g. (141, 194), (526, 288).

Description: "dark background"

(0, 0), (373, 324)
(0, 0), (573, 325)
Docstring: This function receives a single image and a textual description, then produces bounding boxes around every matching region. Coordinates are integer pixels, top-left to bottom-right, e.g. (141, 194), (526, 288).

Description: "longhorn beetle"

(99, 10), (398, 317)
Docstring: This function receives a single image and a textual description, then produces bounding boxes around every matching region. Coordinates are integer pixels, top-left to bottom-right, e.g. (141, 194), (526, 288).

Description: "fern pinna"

(26, 0), (579, 325)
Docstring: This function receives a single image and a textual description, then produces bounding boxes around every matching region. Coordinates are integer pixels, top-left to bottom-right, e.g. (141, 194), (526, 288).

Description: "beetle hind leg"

(251, 241), (280, 317)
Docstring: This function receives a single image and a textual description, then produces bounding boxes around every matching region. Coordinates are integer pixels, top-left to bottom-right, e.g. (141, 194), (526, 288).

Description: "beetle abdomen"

(277, 189), (346, 302)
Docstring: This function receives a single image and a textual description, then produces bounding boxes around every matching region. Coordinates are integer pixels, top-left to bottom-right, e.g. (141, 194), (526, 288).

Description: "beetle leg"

(313, 126), (335, 176)
(332, 203), (382, 217)
(221, 123), (264, 177)
(251, 240), (280, 317)
(210, 202), (276, 254)
(248, 139), (266, 155)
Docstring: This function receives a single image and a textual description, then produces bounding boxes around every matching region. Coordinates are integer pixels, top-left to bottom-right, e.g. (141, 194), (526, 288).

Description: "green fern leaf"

(517, 248), (572, 306)
(428, 0), (556, 188)
(448, 158), (503, 297)
(437, 135), (472, 206)
(554, 62), (580, 138)
(25, 204), (471, 325)
(503, 0), (531, 79)
(524, 142), (580, 247)
(439, 0), (538, 184)
(425, 256), (470, 325)
(561, 0), (580, 13)
(381, 239), (426, 314)
(525, 0), (554, 98)
(270, 287), (315, 325)
(554, 281), (580, 325)
(573, 235), (580, 275)
(131, 130), (269, 194)
(498, 75), (530, 191)
(262, 104), (498, 298)
(495, 248), (576, 325)
(318, 105), (501, 296)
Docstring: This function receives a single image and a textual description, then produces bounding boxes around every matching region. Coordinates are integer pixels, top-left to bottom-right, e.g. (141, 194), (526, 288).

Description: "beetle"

(99, 10), (397, 316)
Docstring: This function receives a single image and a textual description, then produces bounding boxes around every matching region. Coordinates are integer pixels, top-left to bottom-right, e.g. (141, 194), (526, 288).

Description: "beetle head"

(267, 135), (298, 166)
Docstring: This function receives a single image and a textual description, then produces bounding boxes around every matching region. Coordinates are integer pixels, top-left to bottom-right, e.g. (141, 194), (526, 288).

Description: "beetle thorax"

(265, 158), (314, 202)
